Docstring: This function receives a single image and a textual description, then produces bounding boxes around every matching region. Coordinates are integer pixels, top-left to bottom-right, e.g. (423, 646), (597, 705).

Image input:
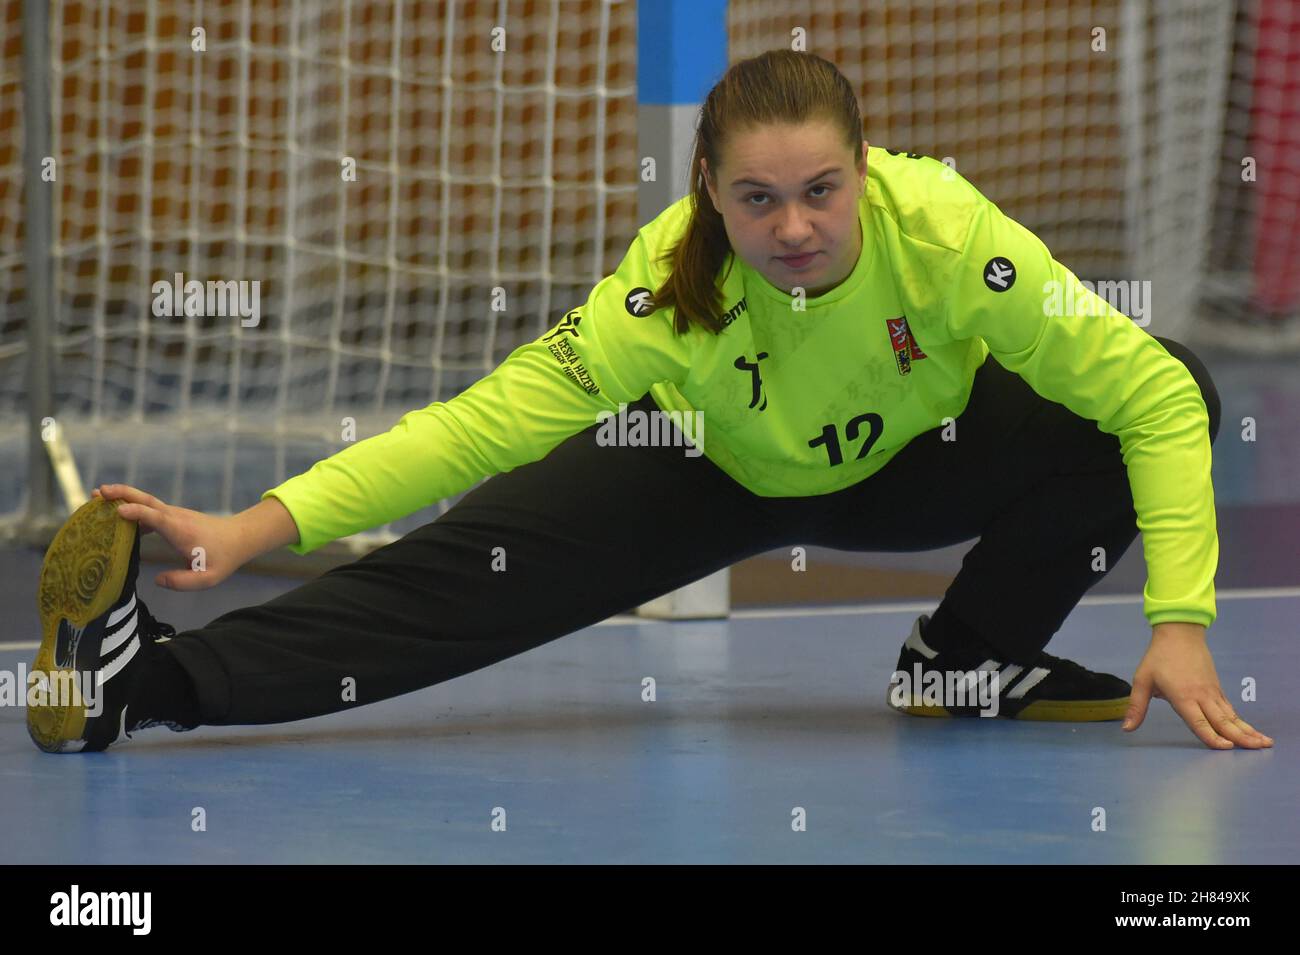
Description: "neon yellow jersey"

(264, 146), (1218, 629)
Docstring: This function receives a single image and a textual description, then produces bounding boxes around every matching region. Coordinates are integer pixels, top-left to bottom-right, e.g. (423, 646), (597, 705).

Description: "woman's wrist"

(1151, 621), (1207, 640)
(231, 496), (301, 560)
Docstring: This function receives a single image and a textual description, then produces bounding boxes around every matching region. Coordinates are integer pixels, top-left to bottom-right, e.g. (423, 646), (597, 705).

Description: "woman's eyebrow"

(730, 165), (842, 189)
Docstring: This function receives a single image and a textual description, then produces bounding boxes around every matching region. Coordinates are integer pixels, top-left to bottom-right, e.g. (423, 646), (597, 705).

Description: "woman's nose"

(775, 209), (813, 244)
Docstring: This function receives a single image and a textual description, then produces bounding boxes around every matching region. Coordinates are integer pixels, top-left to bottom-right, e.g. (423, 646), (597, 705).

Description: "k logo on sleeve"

(983, 256), (1016, 292)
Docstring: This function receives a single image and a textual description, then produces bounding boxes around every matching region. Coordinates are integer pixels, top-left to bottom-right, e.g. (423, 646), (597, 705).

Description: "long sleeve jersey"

(263, 146), (1219, 629)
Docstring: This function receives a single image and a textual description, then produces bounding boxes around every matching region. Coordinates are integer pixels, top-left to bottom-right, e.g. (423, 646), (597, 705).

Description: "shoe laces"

(135, 598), (176, 644)
(121, 601), (188, 737)
(1034, 650), (1094, 677)
(129, 717), (190, 733)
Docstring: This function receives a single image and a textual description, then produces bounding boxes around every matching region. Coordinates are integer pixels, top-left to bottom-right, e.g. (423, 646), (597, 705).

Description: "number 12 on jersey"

(808, 412), (884, 466)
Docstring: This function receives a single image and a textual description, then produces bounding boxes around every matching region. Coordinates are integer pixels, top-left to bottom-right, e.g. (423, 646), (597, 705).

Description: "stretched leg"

(155, 395), (786, 726)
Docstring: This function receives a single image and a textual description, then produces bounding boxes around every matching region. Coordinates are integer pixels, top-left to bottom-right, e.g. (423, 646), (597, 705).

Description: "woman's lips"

(778, 251), (818, 268)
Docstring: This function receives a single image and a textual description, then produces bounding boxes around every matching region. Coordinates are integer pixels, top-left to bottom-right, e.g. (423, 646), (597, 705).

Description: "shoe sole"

(28, 498), (134, 753)
(1008, 698), (1130, 721)
(888, 694), (1130, 722)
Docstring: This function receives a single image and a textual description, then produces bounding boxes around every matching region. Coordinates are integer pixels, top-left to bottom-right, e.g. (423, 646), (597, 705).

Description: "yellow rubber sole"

(28, 498), (134, 753)
(891, 696), (1131, 722)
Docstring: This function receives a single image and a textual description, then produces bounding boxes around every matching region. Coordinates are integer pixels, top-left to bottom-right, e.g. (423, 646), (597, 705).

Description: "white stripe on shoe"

(956, 658), (1002, 697)
(1005, 666), (1052, 699)
(998, 664), (1024, 689)
(98, 634), (141, 685)
(101, 614), (136, 658)
(101, 597), (138, 657)
(106, 593), (136, 629)
(903, 615), (939, 660)
(903, 616), (1058, 705)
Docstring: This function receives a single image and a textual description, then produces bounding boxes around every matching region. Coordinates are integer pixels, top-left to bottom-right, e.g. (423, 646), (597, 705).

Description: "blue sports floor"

(0, 341), (1295, 864)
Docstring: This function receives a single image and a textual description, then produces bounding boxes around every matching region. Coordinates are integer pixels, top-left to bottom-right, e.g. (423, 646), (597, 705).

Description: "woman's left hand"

(1123, 621), (1273, 750)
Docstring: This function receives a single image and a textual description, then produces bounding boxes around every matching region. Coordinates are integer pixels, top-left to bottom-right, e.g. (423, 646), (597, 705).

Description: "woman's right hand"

(91, 484), (250, 591)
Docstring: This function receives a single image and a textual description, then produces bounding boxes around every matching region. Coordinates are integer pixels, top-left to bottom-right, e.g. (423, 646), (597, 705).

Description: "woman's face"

(703, 120), (868, 298)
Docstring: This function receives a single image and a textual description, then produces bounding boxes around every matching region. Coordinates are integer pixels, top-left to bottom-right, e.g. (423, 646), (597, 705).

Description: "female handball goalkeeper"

(28, 49), (1271, 754)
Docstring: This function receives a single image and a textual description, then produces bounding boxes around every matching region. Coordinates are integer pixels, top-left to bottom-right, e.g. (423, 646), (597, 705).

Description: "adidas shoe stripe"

(1005, 666), (1052, 700)
(101, 593), (138, 657)
(97, 634), (141, 686)
(106, 592), (136, 629)
(903, 622), (939, 660)
(903, 615), (1059, 704)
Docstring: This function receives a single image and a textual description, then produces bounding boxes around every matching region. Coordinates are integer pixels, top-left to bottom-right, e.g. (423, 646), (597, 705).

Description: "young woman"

(29, 50), (1271, 754)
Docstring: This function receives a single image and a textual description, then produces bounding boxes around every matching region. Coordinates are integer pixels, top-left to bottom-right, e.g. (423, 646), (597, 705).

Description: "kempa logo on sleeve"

(151, 272), (261, 327)
(982, 256), (1016, 291)
(50, 885), (151, 935)
(624, 287), (655, 316)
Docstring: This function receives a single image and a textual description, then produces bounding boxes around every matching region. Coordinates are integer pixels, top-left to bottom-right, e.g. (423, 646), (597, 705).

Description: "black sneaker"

(887, 613), (1131, 721)
(28, 497), (186, 753)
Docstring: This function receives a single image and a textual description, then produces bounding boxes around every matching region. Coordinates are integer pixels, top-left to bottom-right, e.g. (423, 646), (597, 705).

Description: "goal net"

(1, 0), (1291, 558)
(1, 0), (639, 551)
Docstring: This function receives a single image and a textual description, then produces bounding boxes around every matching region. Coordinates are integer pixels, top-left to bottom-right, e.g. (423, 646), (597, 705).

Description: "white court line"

(2, 586), (1297, 650)
(718, 585), (1300, 621)
(601, 585), (1300, 624)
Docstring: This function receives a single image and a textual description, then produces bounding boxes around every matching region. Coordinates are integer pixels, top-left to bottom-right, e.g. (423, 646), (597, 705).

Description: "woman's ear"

(701, 158), (722, 214)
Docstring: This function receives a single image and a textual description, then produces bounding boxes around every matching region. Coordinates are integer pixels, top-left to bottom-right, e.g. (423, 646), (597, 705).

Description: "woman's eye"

(746, 186), (830, 205)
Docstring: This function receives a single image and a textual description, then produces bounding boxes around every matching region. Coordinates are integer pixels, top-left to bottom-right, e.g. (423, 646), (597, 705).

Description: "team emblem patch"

(886, 316), (927, 376)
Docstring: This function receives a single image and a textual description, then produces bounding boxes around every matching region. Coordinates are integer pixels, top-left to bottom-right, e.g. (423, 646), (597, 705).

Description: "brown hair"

(651, 50), (865, 336)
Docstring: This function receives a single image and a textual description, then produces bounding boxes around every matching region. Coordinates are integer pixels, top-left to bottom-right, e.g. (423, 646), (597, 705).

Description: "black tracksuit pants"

(162, 337), (1221, 726)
